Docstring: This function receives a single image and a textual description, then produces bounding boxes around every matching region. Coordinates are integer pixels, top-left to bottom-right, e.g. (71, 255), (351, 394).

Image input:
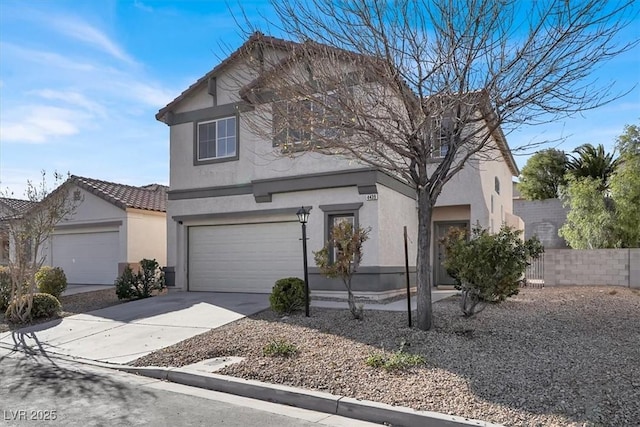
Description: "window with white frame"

(428, 118), (452, 158)
(197, 116), (237, 161)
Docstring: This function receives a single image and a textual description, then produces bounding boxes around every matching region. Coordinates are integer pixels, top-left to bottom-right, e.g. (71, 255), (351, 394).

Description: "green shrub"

(269, 277), (305, 315)
(115, 265), (136, 300)
(35, 266), (68, 298)
(5, 293), (61, 321)
(262, 338), (298, 357)
(441, 224), (544, 317)
(365, 342), (425, 371)
(366, 350), (425, 371)
(114, 259), (165, 300)
(0, 266), (11, 311)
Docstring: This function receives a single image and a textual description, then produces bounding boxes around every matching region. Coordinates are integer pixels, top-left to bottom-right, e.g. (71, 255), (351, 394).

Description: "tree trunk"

(416, 189), (434, 330)
(345, 278), (362, 320)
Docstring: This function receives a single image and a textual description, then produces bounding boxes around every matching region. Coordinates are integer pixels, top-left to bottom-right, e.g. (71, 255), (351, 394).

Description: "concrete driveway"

(0, 292), (269, 364)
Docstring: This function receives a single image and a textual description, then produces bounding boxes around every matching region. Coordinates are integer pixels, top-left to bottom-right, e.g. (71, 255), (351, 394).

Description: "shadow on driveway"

(0, 292), (270, 364)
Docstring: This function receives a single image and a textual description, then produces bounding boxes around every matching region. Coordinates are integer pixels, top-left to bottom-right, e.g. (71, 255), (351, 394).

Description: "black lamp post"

(296, 206), (311, 317)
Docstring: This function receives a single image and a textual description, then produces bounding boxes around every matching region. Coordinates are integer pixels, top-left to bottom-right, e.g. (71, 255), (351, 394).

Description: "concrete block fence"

(543, 248), (640, 288)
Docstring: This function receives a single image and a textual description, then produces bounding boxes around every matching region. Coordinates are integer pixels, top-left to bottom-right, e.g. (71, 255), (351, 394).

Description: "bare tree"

(314, 222), (370, 320)
(232, 0), (637, 330)
(2, 172), (79, 323)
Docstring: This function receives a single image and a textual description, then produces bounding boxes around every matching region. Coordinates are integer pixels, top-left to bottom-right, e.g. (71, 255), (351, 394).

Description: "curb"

(115, 365), (502, 427)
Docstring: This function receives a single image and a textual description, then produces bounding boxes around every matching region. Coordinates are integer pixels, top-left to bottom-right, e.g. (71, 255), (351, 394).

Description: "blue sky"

(1, 0), (638, 197)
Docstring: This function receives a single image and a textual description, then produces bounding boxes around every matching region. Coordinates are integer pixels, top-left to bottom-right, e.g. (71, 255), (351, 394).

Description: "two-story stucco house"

(158, 33), (522, 297)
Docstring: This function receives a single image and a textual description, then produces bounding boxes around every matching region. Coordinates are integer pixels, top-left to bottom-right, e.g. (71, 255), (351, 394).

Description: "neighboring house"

(0, 197), (37, 266)
(157, 33), (522, 296)
(2, 177), (168, 285)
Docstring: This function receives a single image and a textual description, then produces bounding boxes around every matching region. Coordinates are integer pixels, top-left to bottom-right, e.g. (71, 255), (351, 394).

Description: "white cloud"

(133, 1), (154, 13)
(114, 80), (176, 108)
(0, 42), (96, 71)
(48, 16), (136, 65)
(0, 105), (85, 143)
(30, 89), (107, 117)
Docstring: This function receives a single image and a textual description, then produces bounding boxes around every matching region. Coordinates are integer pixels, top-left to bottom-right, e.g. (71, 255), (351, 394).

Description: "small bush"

(0, 266), (11, 311)
(115, 265), (136, 300)
(5, 293), (61, 321)
(114, 259), (165, 300)
(263, 338), (298, 357)
(35, 266), (68, 298)
(441, 224), (544, 317)
(365, 342), (425, 371)
(269, 277), (305, 314)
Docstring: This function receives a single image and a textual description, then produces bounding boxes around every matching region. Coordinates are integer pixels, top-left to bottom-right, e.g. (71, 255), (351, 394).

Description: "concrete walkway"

(311, 290), (458, 311)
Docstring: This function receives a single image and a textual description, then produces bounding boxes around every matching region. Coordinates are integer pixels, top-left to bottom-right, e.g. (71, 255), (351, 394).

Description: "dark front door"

(434, 222), (469, 286)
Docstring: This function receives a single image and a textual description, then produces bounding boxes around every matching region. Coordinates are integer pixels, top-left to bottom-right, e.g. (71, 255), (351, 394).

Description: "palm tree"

(566, 143), (619, 190)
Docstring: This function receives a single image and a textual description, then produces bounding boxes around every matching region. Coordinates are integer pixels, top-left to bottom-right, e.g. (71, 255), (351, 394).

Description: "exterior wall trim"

(54, 220), (123, 231)
(172, 206), (312, 223)
(165, 101), (253, 126)
(167, 168), (416, 202)
(319, 203), (364, 212)
(309, 266), (417, 292)
(168, 184), (253, 200)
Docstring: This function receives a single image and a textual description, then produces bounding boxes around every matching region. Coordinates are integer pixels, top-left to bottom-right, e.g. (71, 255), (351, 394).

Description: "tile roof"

(70, 176), (167, 212)
(0, 197), (37, 218)
(156, 32), (297, 122)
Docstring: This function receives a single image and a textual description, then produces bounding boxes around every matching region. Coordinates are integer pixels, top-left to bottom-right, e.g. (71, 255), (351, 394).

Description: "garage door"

(188, 222), (303, 293)
(51, 231), (119, 285)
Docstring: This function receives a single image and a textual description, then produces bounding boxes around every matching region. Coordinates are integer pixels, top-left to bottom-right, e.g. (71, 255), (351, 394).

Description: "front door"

(434, 222), (469, 286)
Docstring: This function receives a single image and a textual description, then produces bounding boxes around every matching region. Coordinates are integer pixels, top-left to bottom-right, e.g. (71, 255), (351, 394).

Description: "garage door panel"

(52, 232), (119, 285)
(188, 222), (303, 293)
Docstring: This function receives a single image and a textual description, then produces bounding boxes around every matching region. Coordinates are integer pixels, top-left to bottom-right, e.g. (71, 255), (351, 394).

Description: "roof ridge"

(69, 175), (167, 213)
(71, 175), (162, 192)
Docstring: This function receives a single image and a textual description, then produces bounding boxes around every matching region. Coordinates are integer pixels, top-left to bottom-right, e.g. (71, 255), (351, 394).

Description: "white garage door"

(188, 222), (303, 293)
(51, 231), (119, 285)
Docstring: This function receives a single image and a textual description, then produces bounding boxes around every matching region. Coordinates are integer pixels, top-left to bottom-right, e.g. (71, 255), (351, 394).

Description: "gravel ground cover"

(134, 287), (640, 427)
(0, 288), (122, 333)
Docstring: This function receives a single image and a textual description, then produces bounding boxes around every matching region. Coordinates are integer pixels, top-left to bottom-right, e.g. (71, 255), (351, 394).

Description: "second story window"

(197, 116), (237, 161)
(429, 118), (452, 159)
(273, 93), (344, 149)
(495, 176), (500, 194)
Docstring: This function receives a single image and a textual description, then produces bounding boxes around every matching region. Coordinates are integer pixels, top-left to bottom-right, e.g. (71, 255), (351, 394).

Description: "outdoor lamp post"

(296, 206), (311, 317)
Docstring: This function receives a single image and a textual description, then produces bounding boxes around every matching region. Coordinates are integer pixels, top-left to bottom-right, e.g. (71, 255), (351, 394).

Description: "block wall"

(544, 249), (640, 288)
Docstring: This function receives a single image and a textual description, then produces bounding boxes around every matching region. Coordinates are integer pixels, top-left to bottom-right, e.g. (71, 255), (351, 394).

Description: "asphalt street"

(0, 347), (377, 427)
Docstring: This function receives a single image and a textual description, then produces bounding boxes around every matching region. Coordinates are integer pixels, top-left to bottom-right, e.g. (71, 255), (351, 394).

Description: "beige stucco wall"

(126, 209), (167, 266)
(168, 186), (380, 290)
(169, 108), (364, 191)
(433, 161), (489, 229)
(376, 184), (417, 267)
(477, 143), (515, 232)
(61, 186), (125, 224)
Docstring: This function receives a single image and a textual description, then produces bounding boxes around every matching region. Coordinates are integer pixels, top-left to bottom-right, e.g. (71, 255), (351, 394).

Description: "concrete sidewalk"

(0, 292), (269, 364)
